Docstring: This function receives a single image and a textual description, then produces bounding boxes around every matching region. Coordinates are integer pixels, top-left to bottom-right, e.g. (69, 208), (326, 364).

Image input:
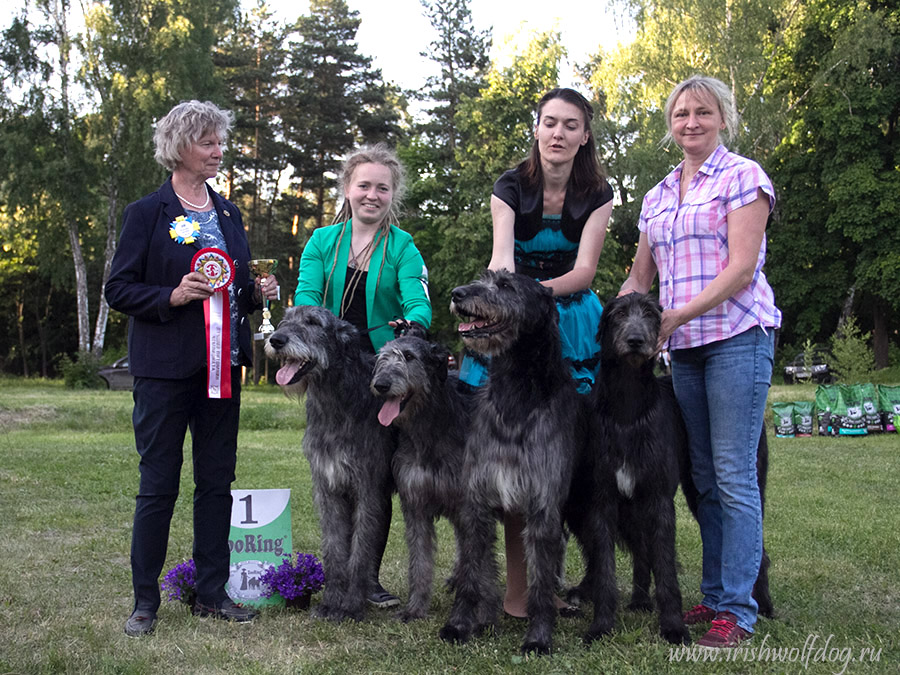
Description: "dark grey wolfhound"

(265, 306), (393, 622)
(440, 269), (585, 655)
(566, 292), (772, 646)
(370, 335), (474, 622)
(565, 292), (692, 645)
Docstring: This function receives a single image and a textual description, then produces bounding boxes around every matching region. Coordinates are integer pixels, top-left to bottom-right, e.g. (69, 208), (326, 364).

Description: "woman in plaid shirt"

(619, 75), (781, 648)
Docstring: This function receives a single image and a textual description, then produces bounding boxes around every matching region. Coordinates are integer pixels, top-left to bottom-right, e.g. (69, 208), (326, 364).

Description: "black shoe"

(124, 609), (158, 637)
(193, 597), (258, 622)
(367, 583), (400, 609)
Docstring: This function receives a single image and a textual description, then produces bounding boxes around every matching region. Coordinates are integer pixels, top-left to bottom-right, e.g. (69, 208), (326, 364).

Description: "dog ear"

(404, 320), (429, 341)
(336, 321), (361, 349)
(596, 295), (619, 342)
(596, 308), (608, 343)
(430, 343), (450, 382)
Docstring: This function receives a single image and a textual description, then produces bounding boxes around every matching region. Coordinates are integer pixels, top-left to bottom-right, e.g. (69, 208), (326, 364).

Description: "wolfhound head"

(370, 336), (449, 426)
(265, 305), (361, 395)
(598, 293), (662, 369)
(449, 269), (557, 357)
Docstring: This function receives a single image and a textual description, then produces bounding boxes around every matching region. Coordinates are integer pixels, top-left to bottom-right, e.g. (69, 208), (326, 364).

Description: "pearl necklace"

(174, 187), (210, 210)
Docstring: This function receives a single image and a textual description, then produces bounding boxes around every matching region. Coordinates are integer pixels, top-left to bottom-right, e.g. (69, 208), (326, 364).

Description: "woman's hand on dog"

(657, 308), (687, 351)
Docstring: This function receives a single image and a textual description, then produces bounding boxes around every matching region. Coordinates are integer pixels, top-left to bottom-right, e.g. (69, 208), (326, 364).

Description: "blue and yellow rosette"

(170, 215), (200, 244)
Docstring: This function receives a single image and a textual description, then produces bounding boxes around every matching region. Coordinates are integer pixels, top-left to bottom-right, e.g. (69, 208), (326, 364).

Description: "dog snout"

(450, 286), (469, 304)
(372, 378), (392, 394)
(626, 335), (646, 350)
(268, 333), (286, 350)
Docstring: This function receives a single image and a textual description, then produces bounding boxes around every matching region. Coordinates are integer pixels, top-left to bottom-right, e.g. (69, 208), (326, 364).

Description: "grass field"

(1, 378), (898, 674)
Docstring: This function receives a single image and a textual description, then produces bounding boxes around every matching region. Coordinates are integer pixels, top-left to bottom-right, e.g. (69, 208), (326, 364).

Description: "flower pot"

(285, 593), (311, 610)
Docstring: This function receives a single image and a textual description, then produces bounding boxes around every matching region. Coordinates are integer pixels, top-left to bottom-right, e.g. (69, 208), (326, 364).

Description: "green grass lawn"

(1, 378), (898, 673)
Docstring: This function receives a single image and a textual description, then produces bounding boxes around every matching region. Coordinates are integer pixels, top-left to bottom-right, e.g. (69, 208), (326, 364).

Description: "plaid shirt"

(639, 145), (782, 350)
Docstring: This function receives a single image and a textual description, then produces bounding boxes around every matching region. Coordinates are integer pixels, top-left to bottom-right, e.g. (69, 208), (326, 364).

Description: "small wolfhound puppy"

(439, 269), (585, 655)
(370, 335), (474, 622)
(265, 306), (393, 622)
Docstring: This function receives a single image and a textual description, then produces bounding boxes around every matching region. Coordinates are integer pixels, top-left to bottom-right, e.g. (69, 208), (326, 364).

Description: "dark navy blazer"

(106, 178), (260, 380)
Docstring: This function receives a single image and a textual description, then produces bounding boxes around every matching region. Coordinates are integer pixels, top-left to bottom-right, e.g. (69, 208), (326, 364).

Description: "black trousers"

(130, 367), (241, 612)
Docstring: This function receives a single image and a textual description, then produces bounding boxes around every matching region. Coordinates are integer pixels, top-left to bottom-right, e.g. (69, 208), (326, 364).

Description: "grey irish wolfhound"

(439, 269), (585, 655)
(265, 305), (393, 622)
(565, 291), (691, 645)
(566, 292), (772, 645)
(370, 335), (474, 622)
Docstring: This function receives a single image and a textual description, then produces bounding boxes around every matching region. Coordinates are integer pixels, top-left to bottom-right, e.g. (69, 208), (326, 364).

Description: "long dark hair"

(518, 88), (606, 197)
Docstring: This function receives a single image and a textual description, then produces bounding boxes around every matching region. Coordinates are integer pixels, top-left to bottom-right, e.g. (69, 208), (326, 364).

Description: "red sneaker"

(683, 604), (717, 625)
(696, 612), (752, 648)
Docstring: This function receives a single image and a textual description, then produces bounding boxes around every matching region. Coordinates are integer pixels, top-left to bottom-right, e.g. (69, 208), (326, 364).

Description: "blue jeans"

(671, 326), (774, 633)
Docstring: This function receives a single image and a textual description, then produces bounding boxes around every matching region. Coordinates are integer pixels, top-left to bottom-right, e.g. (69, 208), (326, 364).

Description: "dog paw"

(564, 585), (588, 607)
(396, 608), (426, 623)
(583, 623), (613, 646)
(756, 595), (775, 619)
(324, 606), (364, 623)
(438, 624), (470, 644)
(521, 639), (552, 656)
(626, 598), (653, 613)
(311, 603), (333, 620)
(660, 624), (691, 645)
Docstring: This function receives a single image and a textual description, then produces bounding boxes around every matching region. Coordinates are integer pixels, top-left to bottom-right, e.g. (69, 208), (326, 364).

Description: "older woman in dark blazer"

(107, 100), (278, 637)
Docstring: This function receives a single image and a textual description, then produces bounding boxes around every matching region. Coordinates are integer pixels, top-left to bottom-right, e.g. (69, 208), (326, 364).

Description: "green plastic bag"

(877, 384), (900, 433)
(772, 402), (795, 438)
(834, 384), (867, 436)
(815, 384), (840, 436)
(855, 383), (881, 433)
(793, 401), (814, 436)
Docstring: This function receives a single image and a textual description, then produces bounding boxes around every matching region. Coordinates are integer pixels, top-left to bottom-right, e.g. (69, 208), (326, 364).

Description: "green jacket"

(294, 220), (432, 351)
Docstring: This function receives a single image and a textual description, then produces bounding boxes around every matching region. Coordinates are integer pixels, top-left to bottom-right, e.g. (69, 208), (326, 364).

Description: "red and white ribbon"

(192, 248), (235, 398)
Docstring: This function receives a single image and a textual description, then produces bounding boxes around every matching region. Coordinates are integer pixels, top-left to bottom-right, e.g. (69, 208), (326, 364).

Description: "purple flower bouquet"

(160, 559), (197, 607)
(259, 553), (325, 608)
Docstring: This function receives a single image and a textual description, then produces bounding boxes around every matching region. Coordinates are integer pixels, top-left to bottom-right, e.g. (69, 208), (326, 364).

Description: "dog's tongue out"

(275, 362), (301, 386)
(458, 319), (487, 332)
(378, 397), (403, 426)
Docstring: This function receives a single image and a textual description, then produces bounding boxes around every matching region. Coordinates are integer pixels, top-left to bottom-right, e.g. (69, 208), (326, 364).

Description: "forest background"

(2, 0), (898, 380)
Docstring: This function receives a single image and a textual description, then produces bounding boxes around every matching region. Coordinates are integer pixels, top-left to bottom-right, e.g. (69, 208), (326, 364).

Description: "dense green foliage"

(1, 0), (899, 375)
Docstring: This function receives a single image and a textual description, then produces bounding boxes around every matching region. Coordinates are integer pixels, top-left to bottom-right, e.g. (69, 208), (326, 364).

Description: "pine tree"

(282, 0), (400, 233)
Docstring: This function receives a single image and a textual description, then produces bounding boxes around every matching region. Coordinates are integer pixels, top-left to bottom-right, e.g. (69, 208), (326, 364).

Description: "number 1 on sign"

(239, 494), (258, 524)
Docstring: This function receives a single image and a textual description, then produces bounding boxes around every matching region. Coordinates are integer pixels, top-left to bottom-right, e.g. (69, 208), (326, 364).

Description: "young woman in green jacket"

(294, 144), (431, 354)
(294, 144), (432, 609)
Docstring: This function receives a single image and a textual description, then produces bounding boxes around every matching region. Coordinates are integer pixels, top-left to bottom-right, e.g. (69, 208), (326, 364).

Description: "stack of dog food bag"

(773, 401), (812, 438)
(774, 384), (900, 437)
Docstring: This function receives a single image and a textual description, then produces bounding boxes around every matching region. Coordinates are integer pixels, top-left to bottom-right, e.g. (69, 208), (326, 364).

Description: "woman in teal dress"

(459, 90), (612, 395)
(459, 87), (613, 617)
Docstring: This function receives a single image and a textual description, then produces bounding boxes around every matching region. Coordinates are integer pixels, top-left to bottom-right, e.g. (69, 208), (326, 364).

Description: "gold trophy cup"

(248, 259), (279, 340)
